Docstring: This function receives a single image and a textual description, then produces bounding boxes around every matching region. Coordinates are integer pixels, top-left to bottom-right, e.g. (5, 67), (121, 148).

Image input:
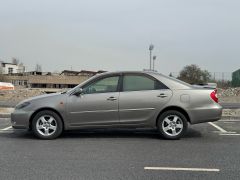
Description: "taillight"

(210, 89), (218, 103)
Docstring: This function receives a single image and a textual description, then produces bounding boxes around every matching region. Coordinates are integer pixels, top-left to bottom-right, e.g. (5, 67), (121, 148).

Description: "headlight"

(15, 102), (31, 109)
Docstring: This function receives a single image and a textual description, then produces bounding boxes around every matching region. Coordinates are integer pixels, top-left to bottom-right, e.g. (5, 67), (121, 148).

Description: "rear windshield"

(166, 76), (192, 87)
(149, 72), (192, 89)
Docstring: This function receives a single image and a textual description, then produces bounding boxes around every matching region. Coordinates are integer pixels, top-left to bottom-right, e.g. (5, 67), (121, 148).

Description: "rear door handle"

(157, 93), (168, 98)
(107, 96), (117, 101)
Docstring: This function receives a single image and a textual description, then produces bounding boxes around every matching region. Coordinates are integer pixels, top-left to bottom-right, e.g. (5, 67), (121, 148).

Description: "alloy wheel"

(36, 115), (57, 136)
(162, 115), (183, 137)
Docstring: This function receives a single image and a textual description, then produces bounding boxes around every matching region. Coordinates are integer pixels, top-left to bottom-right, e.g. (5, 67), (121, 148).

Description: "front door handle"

(107, 96), (117, 101)
(157, 93), (168, 98)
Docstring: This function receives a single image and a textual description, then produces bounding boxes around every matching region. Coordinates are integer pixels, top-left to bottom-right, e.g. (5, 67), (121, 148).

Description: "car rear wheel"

(157, 110), (188, 140)
(32, 110), (63, 139)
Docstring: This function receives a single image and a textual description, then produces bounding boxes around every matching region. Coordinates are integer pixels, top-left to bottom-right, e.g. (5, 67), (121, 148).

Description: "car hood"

(17, 93), (63, 105)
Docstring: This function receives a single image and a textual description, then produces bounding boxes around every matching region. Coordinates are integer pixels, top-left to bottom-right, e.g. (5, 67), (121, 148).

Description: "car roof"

(99, 70), (162, 76)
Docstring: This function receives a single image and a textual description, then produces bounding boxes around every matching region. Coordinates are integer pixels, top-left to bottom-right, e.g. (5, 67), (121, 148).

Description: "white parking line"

(222, 122), (235, 124)
(0, 126), (12, 131)
(219, 134), (240, 136)
(144, 167), (220, 172)
(0, 130), (13, 133)
(213, 131), (236, 134)
(208, 122), (227, 133)
(219, 119), (240, 122)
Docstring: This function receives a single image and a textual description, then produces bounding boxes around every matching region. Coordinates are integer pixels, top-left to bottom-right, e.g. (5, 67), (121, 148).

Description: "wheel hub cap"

(36, 115), (57, 136)
(162, 115), (183, 137)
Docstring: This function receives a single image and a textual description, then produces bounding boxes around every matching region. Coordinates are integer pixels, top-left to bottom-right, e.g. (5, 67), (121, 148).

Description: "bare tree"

(178, 64), (211, 84)
(12, 57), (19, 65)
(35, 64), (42, 72)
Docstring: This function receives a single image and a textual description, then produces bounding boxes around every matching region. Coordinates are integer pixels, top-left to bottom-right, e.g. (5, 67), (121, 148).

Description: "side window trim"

(82, 75), (121, 94)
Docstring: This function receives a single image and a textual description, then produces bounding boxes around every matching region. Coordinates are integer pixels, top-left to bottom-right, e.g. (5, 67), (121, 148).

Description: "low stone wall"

(222, 109), (240, 118)
(218, 88), (240, 97)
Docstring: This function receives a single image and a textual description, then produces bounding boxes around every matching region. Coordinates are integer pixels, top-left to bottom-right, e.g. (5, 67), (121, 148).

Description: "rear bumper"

(11, 109), (32, 129)
(188, 104), (223, 124)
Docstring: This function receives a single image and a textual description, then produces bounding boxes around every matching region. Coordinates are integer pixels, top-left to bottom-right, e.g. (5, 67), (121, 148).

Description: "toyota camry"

(11, 71), (222, 140)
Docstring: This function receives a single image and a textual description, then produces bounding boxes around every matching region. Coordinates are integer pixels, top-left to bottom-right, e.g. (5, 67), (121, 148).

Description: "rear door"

(119, 73), (172, 124)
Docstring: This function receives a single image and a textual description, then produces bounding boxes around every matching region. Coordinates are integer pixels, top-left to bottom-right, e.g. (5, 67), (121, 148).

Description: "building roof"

(79, 70), (96, 73)
(233, 69), (240, 73)
(61, 70), (107, 75)
(1, 62), (18, 65)
(60, 70), (79, 75)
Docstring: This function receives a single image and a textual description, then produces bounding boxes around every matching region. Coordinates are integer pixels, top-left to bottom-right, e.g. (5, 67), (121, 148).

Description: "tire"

(32, 110), (63, 140)
(157, 110), (188, 140)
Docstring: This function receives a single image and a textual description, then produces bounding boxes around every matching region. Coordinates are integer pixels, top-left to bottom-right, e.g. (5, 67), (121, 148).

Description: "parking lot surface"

(0, 118), (240, 180)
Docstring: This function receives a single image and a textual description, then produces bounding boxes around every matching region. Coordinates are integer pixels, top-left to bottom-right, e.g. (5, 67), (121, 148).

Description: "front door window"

(83, 76), (119, 94)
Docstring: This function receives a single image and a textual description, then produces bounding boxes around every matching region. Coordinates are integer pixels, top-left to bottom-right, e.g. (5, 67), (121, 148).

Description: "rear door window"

(123, 75), (168, 92)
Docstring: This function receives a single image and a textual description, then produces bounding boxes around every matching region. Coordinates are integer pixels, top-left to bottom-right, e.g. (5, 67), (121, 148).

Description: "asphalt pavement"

(0, 118), (240, 180)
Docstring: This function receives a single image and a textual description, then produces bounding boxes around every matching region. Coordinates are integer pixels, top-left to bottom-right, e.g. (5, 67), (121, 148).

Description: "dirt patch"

(0, 88), (46, 102)
(0, 108), (14, 114)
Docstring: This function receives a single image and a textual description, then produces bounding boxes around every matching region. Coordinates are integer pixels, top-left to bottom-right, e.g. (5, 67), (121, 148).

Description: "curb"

(0, 108), (14, 118)
(0, 113), (11, 118)
(220, 116), (240, 120)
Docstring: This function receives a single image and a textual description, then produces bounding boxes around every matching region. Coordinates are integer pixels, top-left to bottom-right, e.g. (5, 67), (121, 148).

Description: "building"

(0, 62), (25, 74)
(1, 70), (106, 89)
(61, 70), (107, 76)
(232, 69), (240, 87)
(3, 72), (89, 88)
(60, 70), (80, 76)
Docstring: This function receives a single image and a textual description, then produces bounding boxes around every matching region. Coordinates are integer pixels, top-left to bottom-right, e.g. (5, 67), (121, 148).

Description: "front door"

(67, 75), (120, 126)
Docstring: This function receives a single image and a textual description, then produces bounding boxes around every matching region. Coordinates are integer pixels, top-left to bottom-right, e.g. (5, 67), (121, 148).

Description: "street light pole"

(153, 55), (156, 71)
(149, 44), (154, 70)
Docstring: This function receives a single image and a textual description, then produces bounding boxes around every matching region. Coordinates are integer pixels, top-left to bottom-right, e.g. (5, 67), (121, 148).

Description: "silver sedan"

(11, 71), (222, 140)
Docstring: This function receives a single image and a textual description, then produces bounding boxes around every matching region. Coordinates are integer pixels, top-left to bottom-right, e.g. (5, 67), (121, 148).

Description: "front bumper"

(11, 109), (32, 129)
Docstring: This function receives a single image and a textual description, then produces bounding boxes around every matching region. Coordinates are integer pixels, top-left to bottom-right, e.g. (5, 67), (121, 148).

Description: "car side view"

(11, 71), (222, 140)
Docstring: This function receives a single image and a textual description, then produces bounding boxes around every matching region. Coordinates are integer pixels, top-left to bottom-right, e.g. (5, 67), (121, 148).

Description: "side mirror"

(74, 88), (83, 96)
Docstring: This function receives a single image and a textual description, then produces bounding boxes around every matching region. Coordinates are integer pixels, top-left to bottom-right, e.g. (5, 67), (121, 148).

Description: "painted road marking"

(0, 118), (10, 120)
(213, 131), (237, 134)
(0, 129), (25, 134)
(219, 119), (240, 122)
(0, 126), (12, 131)
(144, 167), (220, 172)
(208, 122), (227, 133)
(0, 130), (14, 133)
(222, 122), (235, 124)
(219, 133), (240, 136)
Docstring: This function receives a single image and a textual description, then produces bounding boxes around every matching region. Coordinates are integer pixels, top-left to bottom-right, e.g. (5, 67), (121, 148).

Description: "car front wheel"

(157, 110), (188, 140)
(32, 110), (63, 139)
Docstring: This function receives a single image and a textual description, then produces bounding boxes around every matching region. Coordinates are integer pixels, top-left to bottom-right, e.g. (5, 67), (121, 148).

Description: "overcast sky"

(0, 0), (239, 75)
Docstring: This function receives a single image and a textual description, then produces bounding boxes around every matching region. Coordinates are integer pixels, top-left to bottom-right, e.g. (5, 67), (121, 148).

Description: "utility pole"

(153, 56), (157, 71)
(149, 44), (154, 70)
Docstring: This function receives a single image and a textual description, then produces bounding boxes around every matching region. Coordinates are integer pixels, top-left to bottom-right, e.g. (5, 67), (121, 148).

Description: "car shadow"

(3, 127), (203, 140)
